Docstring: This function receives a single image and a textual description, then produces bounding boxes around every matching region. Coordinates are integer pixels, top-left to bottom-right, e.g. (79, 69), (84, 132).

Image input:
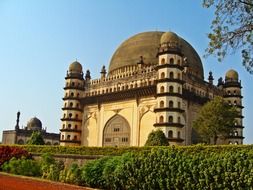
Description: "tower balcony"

(156, 64), (184, 71)
(154, 122), (184, 128)
(62, 107), (83, 112)
(61, 118), (82, 122)
(154, 107), (184, 113)
(156, 78), (184, 84)
(60, 128), (81, 133)
(157, 92), (183, 98)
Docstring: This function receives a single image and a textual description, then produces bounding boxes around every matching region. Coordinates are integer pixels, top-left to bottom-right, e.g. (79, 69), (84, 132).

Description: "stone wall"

(32, 153), (103, 167)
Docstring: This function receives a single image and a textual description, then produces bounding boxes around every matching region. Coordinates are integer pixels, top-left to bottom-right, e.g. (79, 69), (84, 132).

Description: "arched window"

(160, 86), (165, 93)
(169, 86), (174, 93)
(177, 131), (181, 138)
(169, 116), (173, 123)
(161, 72), (165, 79)
(169, 101), (173, 108)
(168, 130), (173, 138)
(178, 117), (181, 123)
(169, 72), (174, 79)
(160, 101), (164, 108)
(161, 58), (165, 64)
(67, 135), (71, 140)
(69, 113), (72, 118)
(159, 116), (164, 123)
(169, 58), (174, 64)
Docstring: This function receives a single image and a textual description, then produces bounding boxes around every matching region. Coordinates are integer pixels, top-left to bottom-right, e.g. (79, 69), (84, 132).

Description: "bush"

(77, 147), (253, 190)
(0, 146), (31, 167)
(81, 156), (112, 188)
(145, 130), (169, 146)
(40, 153), (64, 181)
(59, 163), (82, 185)
(1, 157), (41, 176)
(27, 131), (45, 145)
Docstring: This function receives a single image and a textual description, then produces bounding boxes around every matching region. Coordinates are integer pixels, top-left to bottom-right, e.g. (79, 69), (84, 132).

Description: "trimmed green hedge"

(2, 144), (253, 156)
(81, 147), (253, 189)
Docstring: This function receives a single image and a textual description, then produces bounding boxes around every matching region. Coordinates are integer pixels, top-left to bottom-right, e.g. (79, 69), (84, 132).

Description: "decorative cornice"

(60, 118), (82, 122)
(62, 107), (83, 112)
(154, 107), (184, 113)
(60, 129), (81, 133)
(223, 94), (243, 98)
(64, 86), (84, 91)
(81, 86), (156, 105)
(156, 64), (184, 71)
(156, 78), (184, 84)
(154, 122), (184, 128)
(156, 92), (183, 98)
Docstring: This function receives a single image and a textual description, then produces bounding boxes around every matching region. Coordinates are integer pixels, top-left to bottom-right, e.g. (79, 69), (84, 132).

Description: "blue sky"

(0, 0), (252, 143)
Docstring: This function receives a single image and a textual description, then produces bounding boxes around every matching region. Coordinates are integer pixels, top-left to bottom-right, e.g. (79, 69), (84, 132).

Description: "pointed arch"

(103, 114), (130, 147)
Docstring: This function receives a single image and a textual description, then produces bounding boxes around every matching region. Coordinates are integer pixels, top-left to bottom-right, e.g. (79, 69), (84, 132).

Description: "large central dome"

(109, 31), (204, 79)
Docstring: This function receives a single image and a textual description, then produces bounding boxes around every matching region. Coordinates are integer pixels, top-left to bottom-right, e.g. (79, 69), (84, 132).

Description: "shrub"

(40, 153), (64, 181)
(80, 156), (111, 188)
(1, 157), (41, 176)
(0, 146), (31, 167)
(145, 130), (169, 146)
(59, 163), (82, 185)
(27, 131), (45, 145)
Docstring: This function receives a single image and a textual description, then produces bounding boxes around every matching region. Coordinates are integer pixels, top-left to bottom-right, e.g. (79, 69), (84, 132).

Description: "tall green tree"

(145, 130), (169, 146)
(193, 96), (238, 144)
(203, 0), (253, 73)
(27, 131), (45, 145)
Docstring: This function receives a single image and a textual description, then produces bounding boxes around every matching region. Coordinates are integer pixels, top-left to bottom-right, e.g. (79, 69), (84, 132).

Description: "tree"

(203, 0), (253, 73)
(193, 96), (238, 144)
(27, 131), (45, 145)
(145, 130), (169, 146)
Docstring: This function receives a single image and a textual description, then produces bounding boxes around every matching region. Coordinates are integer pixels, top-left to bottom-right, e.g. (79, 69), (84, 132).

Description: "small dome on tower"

(27, 117), (42, 131)
(225, 69), (239, 81)
(69, 61), (83, 73)
(160, 32), (179, 44)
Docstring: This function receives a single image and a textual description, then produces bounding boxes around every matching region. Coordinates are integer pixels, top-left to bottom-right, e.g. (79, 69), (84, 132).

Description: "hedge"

(81, 147), (253, 189)
(2, 144), (253, 156)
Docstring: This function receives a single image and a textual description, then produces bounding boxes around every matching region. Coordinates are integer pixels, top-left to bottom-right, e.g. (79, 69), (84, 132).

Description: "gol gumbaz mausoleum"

(1, 31), (243, 147)
(60, 31), (244, 147)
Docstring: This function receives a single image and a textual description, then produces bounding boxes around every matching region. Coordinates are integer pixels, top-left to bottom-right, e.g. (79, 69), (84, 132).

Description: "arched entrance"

(103, 115), (130, 147)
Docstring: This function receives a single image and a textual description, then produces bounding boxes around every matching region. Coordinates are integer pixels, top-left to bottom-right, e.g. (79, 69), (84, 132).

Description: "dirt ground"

(0, 173), (95, 190)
